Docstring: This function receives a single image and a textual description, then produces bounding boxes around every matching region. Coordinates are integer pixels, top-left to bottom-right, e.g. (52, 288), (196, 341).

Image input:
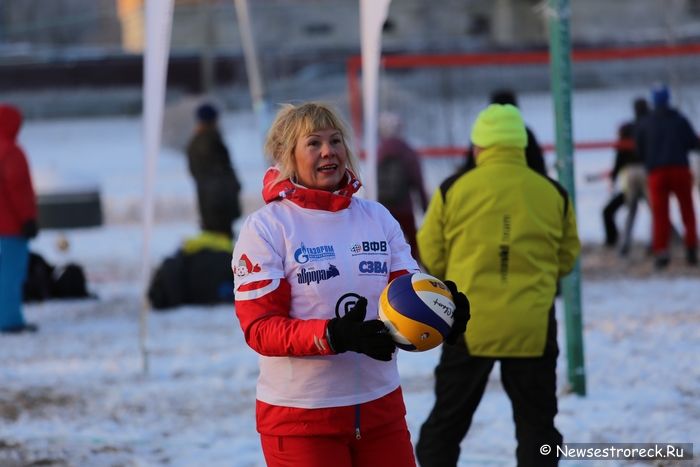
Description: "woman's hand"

(326, 297), (396, 361)
(443, 280), (470, 345)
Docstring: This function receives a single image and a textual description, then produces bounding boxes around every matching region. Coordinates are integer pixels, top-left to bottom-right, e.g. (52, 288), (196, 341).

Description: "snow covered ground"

(2, 278), (698, 467)
(1, 88), (700, 466)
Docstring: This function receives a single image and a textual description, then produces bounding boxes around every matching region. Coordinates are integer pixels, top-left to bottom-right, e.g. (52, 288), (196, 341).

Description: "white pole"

(140, 0), (174, 375)
(359, 0), (392, 201)
(233, 0), (271, 145)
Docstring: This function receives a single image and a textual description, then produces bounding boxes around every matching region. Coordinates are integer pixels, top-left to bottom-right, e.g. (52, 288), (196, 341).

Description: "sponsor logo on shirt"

(334, 292), (363, 318)
(297, 264), (340, 285)
(294, 242), (336, 264)
(350, 241), (388, 256)
(235, 254), (261, 278)
(358, 260), (388, 276)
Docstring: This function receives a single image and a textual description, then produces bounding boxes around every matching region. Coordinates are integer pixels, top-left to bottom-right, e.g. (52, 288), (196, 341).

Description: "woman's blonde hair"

(264, 102), (360, 183)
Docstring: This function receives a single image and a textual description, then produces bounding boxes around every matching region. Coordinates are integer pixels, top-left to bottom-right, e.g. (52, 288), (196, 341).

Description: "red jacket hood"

(261, 166), (362, 212)
(0, 105), (22, 144)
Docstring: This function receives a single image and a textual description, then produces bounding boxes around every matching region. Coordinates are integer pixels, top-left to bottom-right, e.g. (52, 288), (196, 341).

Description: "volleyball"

(378, 272), (456, 352)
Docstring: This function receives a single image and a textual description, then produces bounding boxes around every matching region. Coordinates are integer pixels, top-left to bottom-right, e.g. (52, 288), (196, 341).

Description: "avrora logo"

(297, 264), (340, 285)
(294, 242), (336, 264)
(350, 241), (388, 255)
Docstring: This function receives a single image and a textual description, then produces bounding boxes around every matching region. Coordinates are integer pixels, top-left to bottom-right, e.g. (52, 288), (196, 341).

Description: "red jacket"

(0, 105), (36, 235)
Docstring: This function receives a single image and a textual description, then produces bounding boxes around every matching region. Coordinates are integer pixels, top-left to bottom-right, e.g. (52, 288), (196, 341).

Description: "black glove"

(326, 296), (396, 361)
(443, 280), (470, 345)
(21, 219), (38, 239)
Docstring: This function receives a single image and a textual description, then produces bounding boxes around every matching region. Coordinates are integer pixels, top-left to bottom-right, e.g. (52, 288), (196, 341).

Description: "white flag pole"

(140, 0), (174, 375)
(359, 0), (392, 201)
(233, 0), (271, 148)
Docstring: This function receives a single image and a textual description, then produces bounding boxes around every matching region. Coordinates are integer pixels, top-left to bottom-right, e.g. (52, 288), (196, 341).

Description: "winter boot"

(654, 253), (670, 271)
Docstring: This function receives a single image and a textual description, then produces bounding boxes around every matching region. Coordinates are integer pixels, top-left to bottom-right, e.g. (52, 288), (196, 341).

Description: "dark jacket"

(186, 126), (241, 236)
(0, 105), (37, 236)
(377, 136), (428, 213)
(611, 120), (644, 182)
(635, 106), (700, 172)
(149, 232), (234, 310)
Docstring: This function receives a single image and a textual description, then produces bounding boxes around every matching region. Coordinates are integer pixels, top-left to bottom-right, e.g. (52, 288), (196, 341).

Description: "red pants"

(647, 166), (698, 254)
(260, 416), (416, 467)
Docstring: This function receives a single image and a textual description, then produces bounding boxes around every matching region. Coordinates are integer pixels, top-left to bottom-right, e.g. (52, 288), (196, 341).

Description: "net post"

(547, 0), (586, 396)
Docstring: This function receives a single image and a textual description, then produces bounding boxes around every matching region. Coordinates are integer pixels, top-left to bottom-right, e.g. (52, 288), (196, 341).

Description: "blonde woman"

(232, 102), (469, 466)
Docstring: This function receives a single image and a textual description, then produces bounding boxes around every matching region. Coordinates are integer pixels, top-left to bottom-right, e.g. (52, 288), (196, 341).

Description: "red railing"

(347, 43), (700, 157)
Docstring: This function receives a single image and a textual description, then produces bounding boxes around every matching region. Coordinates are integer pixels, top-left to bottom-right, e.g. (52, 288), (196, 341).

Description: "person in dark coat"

(607, 97), (649, 256)
(186, 103), (242, 238)
(377, 112), (429, 261)
(635, 84), (699, 268)
(462, 89), (547, 176)
(0, 104), (39, 333)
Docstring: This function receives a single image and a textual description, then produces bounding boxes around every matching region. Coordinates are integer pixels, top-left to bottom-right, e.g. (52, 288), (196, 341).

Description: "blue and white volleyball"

(378, 272), (455, 351)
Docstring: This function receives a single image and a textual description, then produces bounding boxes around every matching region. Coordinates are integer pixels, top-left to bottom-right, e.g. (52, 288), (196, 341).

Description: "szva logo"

(359, 261), (388, 275)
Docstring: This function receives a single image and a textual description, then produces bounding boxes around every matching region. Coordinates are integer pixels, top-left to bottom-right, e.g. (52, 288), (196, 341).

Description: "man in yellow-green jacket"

(415, 104), (580, 467)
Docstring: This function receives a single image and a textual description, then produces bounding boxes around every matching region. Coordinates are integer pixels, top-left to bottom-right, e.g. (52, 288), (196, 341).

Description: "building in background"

(3, 0), (700, 56)
(2, 0), (700, 118)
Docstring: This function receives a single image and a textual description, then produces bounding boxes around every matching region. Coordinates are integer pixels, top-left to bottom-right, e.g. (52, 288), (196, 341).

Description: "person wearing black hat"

(608, 97), (650, 256)
(635, 84), (699, 268)
(186, 103), (242, 238)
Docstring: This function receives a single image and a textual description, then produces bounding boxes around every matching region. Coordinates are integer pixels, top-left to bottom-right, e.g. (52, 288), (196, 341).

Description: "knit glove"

(21, 219), (39, 239)
(326, 296), (396, 361)
(443, 280), (470, 345)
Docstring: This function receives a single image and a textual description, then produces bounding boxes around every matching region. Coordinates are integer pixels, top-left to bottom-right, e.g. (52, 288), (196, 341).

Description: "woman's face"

(294, 128), (348, 191)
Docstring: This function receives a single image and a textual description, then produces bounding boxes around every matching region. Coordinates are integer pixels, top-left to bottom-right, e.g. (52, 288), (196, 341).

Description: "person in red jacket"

(0, 104), (39, 333)
(232, 102), (469, 467)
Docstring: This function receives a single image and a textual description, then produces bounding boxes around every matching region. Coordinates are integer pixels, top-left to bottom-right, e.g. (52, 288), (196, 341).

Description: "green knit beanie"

(470, 104), (527, 149)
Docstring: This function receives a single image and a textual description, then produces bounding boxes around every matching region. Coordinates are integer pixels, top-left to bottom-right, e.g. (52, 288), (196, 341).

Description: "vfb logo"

(351, 241), (388, 255)
(359, 261), (388, 275)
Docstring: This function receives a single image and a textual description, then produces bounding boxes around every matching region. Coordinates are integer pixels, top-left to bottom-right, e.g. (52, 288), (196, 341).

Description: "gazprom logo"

(294, 242), (336, 264)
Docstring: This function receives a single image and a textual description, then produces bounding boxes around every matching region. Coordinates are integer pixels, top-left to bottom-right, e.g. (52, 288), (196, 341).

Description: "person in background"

(186, 103), (242, 238)
(0, 104), (39, 334)
(231, 102), (469, 467)
(601, 189), (625, 248)
(462, 89), (547, 176)
(635, 84), (699, 268)
(415, 104), (580, 467)
(377, 111), (428, 261)
(612, 97), (649, 256)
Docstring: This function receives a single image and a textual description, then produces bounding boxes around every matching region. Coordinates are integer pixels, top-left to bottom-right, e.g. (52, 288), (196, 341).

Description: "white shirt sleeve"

(232, 213), (286, 291)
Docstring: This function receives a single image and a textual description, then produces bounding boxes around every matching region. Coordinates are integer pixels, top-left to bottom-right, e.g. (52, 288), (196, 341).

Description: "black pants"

(416, 310), (562, 467)
(602, 192), (626, 247)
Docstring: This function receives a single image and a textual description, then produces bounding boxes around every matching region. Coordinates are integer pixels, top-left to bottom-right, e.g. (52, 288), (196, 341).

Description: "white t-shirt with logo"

(233, 196), (419, 408)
